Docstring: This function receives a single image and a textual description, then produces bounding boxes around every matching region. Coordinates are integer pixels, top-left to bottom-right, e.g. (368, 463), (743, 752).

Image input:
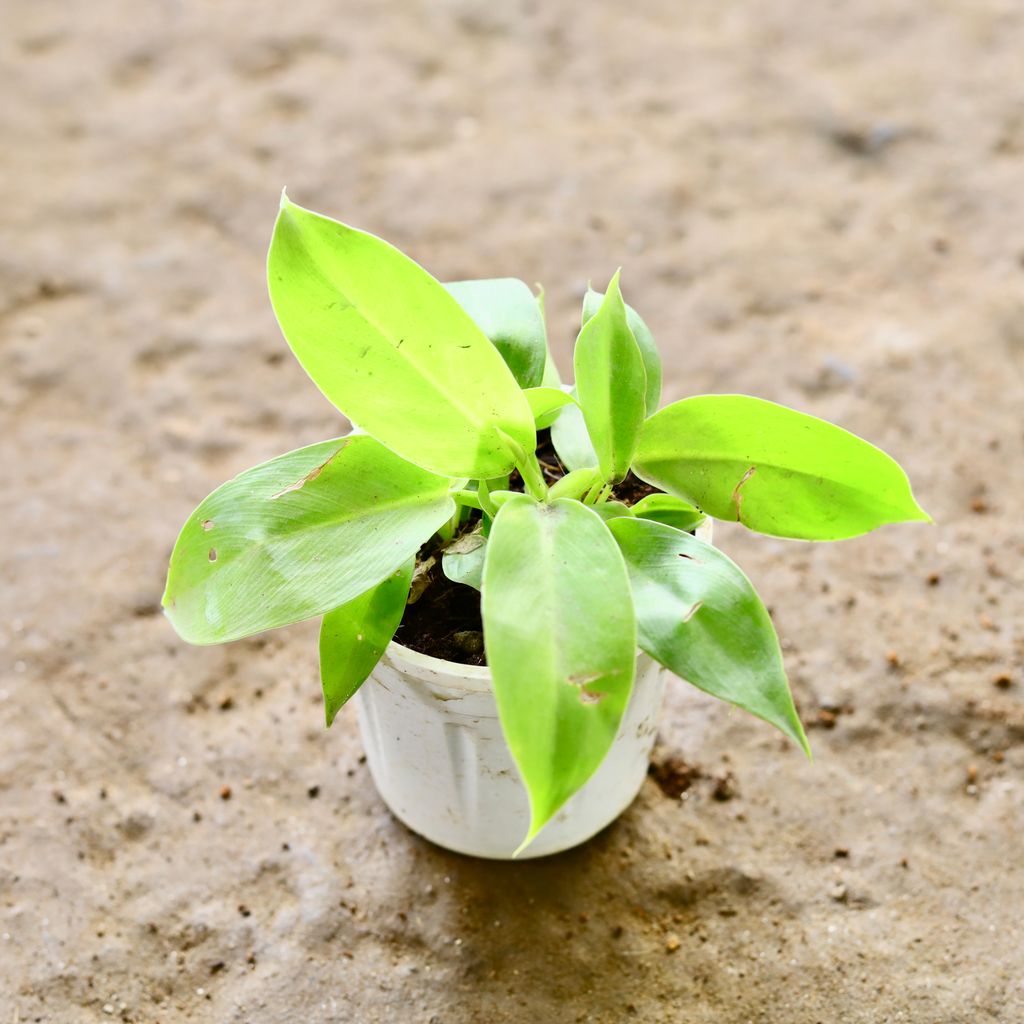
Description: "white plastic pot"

(356, 520), (713, 860)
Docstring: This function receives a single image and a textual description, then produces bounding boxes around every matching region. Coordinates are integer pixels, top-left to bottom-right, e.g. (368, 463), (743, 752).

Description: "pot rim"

(385, 638), (493, 688)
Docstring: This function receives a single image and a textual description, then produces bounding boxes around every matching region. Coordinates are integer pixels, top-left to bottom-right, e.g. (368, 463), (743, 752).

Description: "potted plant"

(162, 194), (930, 859)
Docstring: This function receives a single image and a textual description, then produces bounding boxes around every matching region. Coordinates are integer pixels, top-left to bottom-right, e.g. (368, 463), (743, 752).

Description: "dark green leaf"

(319, 561), (413, 726)
(608, 517), (809, 754)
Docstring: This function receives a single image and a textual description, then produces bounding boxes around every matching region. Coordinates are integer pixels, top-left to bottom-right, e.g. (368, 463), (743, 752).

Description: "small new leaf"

(442, 529), (487, 591)
(582, 286), (662, 414)
(523, 386), (578, 430)
(573, 271), (647, 483)
(550, 396), (598, 472)
(630, 493), (706, 533)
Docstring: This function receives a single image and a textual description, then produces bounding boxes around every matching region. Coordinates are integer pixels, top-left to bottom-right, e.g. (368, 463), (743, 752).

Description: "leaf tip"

(512, 820), (544, 859)
(607, 267), (623, 298)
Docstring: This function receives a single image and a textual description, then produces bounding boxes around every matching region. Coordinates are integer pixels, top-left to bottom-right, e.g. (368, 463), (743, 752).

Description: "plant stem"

(582, 476), (607, 505)
(517, 452), (548, 501)
(477, 479), (499, 519)
(450, 489), (483, 510)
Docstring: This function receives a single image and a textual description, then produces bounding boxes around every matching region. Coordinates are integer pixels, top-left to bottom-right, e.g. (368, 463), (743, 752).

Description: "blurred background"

(2, 2), (1022, 1021)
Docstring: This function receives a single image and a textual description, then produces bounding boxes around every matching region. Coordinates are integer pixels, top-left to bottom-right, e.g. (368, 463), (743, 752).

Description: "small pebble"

(665, 933), (681, 953)
(219, 785), (232, 800)
(711, 772), (737, 801)
(993, 673), (1012, 690)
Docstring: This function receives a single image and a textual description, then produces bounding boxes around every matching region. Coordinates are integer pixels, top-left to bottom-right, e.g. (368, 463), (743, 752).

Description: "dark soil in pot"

(394, 429), (662, 666)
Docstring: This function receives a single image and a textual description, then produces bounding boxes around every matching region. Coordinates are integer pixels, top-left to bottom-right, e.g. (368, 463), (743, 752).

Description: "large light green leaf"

(633, 395), (931, 540)
(608, 517), (809, 754)
(162, 436), (454, 644)
(574, 272), (647, 483)
(582, 286), (662, 414)
(482, 495), (637, 851)
(319, 561), (413, 726)
(444, 278), (547, 389)
(268, 196), (534, 478)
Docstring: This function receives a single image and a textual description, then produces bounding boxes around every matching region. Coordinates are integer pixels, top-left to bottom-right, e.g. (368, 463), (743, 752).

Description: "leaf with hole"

(609, 516), (809, 754)
(162, 435), (454, 644)
(482, 495), (637, 851)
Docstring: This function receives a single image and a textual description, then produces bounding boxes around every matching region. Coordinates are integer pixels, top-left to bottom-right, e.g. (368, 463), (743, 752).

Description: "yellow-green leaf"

(633, 395), (931, 540)
(482, 495), (637, 852)
(573, 272), (647, 483)
(268, 195), (534, 478)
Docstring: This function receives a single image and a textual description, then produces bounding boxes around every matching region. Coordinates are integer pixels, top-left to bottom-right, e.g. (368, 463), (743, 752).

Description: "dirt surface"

(3, 2), (1023, 1021)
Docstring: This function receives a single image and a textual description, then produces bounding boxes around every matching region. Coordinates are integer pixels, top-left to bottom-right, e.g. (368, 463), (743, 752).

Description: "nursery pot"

(356, 520), (714, 860)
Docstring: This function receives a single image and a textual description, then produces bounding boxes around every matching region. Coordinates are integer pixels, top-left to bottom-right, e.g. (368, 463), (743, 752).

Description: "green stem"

(517, 452), (547, 501)
(495, 427), (546, 501)
(477, 479), (499, 519)
(582, 477), (607, 505)
(450, 489), (483, 510)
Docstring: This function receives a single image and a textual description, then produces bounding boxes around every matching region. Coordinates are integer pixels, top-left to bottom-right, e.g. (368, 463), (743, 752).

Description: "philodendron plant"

(163, 193), (929, 851)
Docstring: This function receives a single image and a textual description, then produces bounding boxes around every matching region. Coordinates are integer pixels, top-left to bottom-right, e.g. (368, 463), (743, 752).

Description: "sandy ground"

(3, 1), (1023, 1021)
